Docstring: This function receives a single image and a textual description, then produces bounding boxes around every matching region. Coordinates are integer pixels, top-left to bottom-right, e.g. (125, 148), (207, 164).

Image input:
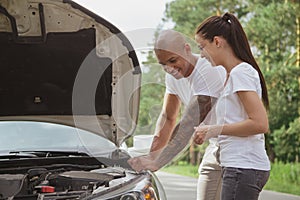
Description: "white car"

(0, 0), (166, 199)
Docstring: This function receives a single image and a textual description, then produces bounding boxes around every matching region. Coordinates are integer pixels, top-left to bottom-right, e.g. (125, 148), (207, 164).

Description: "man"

(128, 30), (225, 200)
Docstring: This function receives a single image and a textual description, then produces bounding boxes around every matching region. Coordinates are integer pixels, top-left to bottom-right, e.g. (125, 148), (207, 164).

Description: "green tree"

(245, 2), (298, 68)
(266, 63), (300, 132)
(164, 0), (250, 37)
(135, 50), (166, 136)
(265, 62), (300, 161)
(272, 117), (300, 163)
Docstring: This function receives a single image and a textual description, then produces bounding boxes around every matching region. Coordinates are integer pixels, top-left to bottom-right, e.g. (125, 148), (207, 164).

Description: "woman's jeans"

(221, 167), (270, 200)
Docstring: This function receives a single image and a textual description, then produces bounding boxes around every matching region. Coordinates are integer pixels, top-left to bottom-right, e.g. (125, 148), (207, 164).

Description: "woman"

(193, 12), (270, 200)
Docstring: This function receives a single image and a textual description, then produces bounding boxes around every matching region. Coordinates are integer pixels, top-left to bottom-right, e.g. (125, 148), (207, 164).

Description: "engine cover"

(0, 174), (27, 198)
(48, 171), (114, 191)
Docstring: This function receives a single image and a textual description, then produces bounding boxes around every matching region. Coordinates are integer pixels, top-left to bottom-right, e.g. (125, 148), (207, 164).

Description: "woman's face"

(195, 34), (219, 66)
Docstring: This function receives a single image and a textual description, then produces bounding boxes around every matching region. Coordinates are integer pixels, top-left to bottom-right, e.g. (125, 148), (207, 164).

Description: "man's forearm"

(153, 95), (216, 168)
(150, 113), (177, 152)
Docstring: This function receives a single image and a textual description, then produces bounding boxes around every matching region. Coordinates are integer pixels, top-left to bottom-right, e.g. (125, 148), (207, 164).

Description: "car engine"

(0, 163), (131, 199)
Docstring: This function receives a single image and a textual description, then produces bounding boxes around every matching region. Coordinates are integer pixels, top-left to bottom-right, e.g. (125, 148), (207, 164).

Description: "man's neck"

(185, 54), (198, 77)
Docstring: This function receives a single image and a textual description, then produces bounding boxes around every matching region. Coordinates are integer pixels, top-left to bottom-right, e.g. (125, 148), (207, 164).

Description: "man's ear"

(184, 43), (191, 52)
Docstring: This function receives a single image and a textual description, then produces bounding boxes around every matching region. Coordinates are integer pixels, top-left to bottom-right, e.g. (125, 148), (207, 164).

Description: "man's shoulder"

(165, 73), (189, 85)
(196, 57), (211, 65)
(195, 57), (221, 71)
(194, 59), (226, 80)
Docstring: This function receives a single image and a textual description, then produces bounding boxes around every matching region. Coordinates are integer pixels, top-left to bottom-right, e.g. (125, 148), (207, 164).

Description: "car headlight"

(92, 173), (162, 200)
(141, 182), (157, 200)
(117, 182), (157, 200)
(120, 193), (138, 200)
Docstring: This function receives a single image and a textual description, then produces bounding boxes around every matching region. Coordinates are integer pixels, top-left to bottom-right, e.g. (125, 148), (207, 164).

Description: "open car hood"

(0, 0), (141, 146)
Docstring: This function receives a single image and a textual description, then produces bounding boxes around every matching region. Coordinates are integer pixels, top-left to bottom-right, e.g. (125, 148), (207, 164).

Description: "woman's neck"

(222, 55), (243, 74)
(220, 46), (243, 74)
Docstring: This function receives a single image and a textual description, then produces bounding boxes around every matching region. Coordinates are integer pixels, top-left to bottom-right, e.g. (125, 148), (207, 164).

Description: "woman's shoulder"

(231, 62), (258, 77)
(232, 62), (253, 71)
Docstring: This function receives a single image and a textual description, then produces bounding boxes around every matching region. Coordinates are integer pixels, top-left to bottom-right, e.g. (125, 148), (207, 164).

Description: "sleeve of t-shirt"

(191, 59), (226, 98)
(230, 63), (260, 94)
(165, 73), (177, 95)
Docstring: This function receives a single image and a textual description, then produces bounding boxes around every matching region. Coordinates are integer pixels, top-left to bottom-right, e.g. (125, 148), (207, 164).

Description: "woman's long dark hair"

(195, 12), (269, 109)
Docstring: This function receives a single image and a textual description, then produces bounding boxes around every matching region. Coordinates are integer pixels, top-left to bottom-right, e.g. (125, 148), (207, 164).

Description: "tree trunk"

(189, 142), (198, 165)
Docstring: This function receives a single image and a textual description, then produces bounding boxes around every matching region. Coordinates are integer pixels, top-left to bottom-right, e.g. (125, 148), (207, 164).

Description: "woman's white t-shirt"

(216, 62), (270, 171)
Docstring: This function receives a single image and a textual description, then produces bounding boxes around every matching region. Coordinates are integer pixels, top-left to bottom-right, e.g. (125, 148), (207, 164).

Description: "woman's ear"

(213, 36), (222, 48)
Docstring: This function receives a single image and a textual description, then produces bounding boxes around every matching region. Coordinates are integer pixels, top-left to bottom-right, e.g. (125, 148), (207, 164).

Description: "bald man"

(128, 30), (225, 200)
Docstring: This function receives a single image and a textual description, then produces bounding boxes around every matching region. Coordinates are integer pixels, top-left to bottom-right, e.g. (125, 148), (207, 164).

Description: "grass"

(162, 161), (300, 196)
(263, 162), (300, 196)
(162, 161), (199, 177)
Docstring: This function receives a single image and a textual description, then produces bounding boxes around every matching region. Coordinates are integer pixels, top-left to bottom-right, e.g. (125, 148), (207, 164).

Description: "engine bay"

(0, 166), (128, 199)
(0, 154), (136, 200)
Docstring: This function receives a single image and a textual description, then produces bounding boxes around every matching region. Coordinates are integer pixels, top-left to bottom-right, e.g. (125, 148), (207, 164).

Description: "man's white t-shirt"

(165, 57), (226, 170)
(165, 74), (192, 106)
(216, 62), (270, 170)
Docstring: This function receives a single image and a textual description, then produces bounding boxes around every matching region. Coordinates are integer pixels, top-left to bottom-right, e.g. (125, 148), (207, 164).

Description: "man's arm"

(150, 93), (181, 152)
(128, 95), (216, 172)
(153, 95), (216, 169)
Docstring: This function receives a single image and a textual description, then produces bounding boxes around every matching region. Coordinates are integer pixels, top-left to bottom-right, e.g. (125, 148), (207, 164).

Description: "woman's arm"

(221, 90), (269, 136)
(193, 91), (269, 144)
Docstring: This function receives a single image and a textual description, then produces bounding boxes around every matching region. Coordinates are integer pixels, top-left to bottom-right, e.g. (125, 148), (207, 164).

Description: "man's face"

(155, 48), (193, 79)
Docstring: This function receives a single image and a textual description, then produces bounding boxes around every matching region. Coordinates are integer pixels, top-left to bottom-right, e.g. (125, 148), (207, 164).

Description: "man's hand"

(127, 155), (159, 172)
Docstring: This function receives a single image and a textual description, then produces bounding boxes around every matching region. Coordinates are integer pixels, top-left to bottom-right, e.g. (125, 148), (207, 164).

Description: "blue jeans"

(221, 167), (270, 200)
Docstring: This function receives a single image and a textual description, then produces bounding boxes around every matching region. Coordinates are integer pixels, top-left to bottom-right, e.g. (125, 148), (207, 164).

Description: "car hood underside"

(0, 0), (141, 146)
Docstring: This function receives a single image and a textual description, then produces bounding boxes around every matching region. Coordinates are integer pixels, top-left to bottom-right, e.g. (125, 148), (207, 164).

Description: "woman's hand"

(193, 124), (222, 144)
(193, 124), (208, 145)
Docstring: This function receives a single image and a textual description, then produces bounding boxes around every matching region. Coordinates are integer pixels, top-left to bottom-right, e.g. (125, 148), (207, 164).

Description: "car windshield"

(0, 121), (116, 155)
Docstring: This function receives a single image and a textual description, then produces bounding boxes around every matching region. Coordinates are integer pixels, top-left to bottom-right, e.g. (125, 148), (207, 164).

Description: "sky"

(73, 0), (174, 56)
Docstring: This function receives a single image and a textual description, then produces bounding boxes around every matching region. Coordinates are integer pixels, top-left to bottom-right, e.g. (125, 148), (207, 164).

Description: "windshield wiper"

(0, 152), (38, 159)
(0, 151), (89, 159)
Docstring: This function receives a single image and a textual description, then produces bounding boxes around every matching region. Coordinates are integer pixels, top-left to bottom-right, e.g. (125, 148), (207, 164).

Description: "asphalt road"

(155, 171), (300, 200)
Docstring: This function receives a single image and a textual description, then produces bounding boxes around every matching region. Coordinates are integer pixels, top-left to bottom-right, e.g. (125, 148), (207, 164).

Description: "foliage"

(263, 161), (300, 195)
(271, 117), (300, 163)
(134, 51), (166, 136)
(164, 0), (249, 37)
(245, 1), (298, 69)
(162, 161), (300, 196)
(266, 64), (300, 131)
(162, 161), (199, 177)
(264, 61), (300, 161)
